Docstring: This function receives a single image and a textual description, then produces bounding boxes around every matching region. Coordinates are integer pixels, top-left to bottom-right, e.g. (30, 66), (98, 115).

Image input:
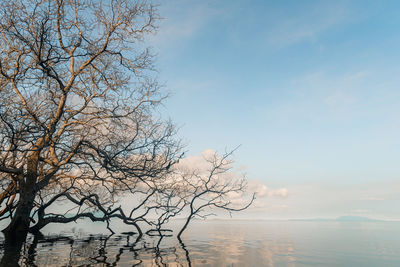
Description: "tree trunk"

(2, 193), (36, 239)
(2, 157), (38, 239)
(177, 214), (193, 241)
(0, 233), (26, 267)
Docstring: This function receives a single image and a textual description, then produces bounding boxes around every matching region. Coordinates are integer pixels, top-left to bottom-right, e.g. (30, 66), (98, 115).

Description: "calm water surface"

(1, 220), (399, 266)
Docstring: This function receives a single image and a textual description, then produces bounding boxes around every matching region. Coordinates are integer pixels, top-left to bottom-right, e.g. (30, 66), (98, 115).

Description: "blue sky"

(149, 0), (400, 219)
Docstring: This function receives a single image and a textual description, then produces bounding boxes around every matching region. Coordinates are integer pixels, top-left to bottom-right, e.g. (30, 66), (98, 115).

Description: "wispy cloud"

(265, 2), (351, 46)
(149, 1), (221, 50)
(262, 69), (372, 125)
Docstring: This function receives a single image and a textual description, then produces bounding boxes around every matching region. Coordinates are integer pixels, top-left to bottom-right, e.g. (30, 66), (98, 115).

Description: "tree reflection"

(0, 232), (193, 266)
(179, 239), (192, 267)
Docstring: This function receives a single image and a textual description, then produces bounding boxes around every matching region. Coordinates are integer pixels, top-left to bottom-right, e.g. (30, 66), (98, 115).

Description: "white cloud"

(175, 150), (289, 203)
(270, 188), (289, 198)
(248, 181), (289, 198)
(175, 149), (229, 174)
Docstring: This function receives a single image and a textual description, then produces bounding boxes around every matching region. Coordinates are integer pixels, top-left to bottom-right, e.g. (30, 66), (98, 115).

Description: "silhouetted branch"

(175, 150), (255, 240)
(0, 0), (182, 239)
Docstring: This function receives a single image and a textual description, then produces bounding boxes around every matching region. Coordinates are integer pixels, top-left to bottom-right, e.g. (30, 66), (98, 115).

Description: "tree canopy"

(0, 0), (253, 243)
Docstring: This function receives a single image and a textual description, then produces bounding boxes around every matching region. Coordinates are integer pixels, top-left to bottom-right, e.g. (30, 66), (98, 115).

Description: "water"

(1, 220), (400, 266)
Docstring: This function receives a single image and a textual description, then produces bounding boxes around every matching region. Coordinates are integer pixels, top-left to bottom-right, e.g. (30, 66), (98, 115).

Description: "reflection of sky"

(180, 220), (400, 266)
(186, 221), (298, 266)
(7, 220), (400, 266)
(148, 0), (400, 219)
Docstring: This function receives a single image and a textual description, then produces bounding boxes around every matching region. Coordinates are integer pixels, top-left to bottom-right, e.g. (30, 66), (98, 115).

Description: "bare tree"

(0, 0), (182, 240)
(0, 1), (256, 255)
(172, 150), (255, 240)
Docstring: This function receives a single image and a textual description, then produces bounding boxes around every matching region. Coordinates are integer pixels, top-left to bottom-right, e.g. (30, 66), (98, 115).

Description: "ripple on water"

(1, 220), (400, 266)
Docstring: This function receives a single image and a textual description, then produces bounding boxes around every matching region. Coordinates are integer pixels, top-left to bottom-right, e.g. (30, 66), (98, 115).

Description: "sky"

(148, 0), (400, 220)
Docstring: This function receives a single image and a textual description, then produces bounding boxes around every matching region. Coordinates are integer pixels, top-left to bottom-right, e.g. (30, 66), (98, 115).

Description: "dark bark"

(2, 195), (35, 238)
(2, 157), (38, 239)
(177, 214), (193, 241)
(178, 239), (192, 267)
(0, 0), (183, 240)
(0, 230), (27, 267)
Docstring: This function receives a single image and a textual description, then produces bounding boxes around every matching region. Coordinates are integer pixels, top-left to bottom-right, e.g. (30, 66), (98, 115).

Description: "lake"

(1, 220), (399, 266)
